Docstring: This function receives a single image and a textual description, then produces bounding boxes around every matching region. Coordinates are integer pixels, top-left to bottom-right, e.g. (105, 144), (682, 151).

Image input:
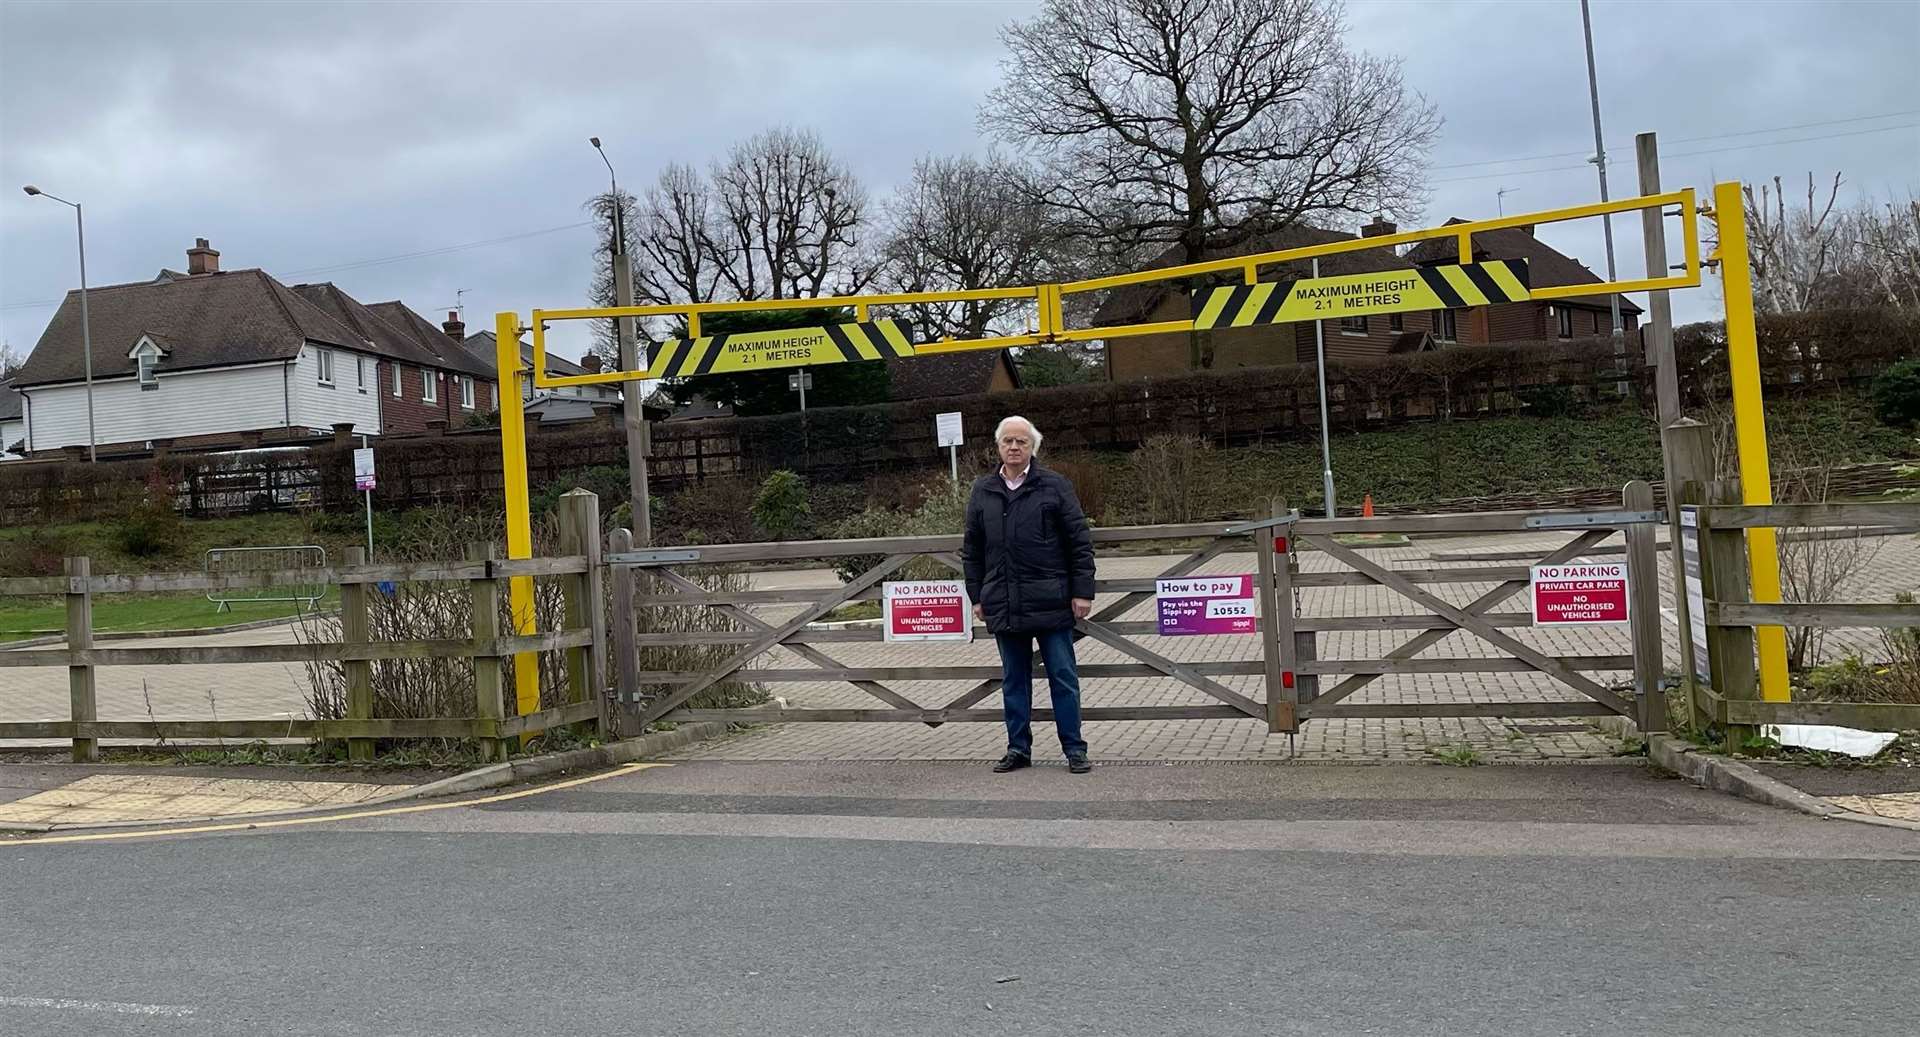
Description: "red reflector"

(1274, 536), (1289, 554)
(1281, 671), (1295, 688)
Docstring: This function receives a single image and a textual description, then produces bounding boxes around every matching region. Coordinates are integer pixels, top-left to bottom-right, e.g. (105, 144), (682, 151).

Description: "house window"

(459, 375), (475, 410)
(137, 350), (158, 390)
(1389, 312), (1404, 332)
(391, 364), (403, 397)
(1593, 312), (1603, 334)
(422, 370), (437, 404)
(316, 348), (335, 385)
(1434, 309), (1459, 342)
(357, 356), (368, 392)
(1556, 306), (1573, 339)
(1339, 315), (1367, 335)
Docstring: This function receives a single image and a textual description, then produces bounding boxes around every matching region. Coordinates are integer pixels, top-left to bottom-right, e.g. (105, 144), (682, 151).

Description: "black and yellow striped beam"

(650, 319), (915, 379)
(1191, 259), (1532, 330)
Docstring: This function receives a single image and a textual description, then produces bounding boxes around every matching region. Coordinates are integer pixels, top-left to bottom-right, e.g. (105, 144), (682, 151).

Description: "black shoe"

(1067, 753), (1093, 774)
(992, 753), (1031, 773)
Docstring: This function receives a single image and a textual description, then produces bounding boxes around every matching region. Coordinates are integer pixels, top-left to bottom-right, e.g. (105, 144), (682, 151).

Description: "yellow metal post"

(1712, 181), (1789, 702)
(495, 312), (541, 717)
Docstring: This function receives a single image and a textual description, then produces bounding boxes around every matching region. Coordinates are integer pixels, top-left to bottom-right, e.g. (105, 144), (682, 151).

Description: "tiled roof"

(364, 301), (495, 378)
(886, 350), (1019, 400)
(0, 379), (22, 421)
(12, 269), (366, 387)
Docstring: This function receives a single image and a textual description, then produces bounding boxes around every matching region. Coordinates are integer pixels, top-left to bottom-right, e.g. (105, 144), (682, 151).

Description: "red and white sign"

(883, 580), (972, 643)
(1530, 562), (1629, 625)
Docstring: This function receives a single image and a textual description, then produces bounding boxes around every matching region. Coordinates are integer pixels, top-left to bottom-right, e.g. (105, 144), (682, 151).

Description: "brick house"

(1096, 219), (1641, 382)
(9, 238), (496, 456)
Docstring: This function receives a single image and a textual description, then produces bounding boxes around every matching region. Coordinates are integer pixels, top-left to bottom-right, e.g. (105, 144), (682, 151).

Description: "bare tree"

(633, 163), (725, 308)
(1744, 173), (1846, 314)
(585, 187), (641, 356)
(708, 126), (869, 300)
(1839, 194), (1920, 310)
(982, 0), (1439, 265)
(0, 342), (21, 379)
(878, 154), (1062, 340)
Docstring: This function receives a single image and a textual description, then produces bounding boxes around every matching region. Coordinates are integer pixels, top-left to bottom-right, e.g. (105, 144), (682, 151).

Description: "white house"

(0, 379), (24, 461)
(10, 239), (497, 457)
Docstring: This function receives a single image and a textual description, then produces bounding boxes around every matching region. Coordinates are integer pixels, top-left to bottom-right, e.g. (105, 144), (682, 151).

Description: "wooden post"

(1700, 482), (1759, 753)
(1636, 133), (1682, 431)
(1666, 418), (1714, 731)
(1256, 501), (1296, 733)
(467, 541), (506, 763)
(64, 556), (97, 763)
(607, 527), (641, 736)
(556, 489), (606, 739)
(342, 545), (374, 762)
(1623, 480), (1666, 733)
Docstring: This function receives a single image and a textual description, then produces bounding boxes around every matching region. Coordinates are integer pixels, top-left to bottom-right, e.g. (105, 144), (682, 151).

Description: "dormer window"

(129, 335), (166, 391)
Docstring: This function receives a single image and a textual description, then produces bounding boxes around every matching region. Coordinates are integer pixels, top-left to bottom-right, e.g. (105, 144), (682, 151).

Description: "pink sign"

(883, 580), (972, 642)
(1530, 562), (1629, 625)
(1156, 574), (1257, 636)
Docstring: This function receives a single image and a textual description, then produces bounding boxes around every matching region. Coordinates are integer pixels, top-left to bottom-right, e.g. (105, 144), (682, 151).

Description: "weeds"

(1429, 745), (1481, 767)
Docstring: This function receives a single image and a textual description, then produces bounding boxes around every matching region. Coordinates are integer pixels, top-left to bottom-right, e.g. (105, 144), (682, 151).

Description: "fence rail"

(1688, 497), (1920, 739)
(0, 494), (609, 763)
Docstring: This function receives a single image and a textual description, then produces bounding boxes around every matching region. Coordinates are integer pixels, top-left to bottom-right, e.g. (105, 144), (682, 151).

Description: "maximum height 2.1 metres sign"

(1530, 562), (1629, 625)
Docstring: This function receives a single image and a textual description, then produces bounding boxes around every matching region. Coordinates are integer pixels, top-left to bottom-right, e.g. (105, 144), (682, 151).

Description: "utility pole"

(1579, 0), (1625, 345)
(593, 137), (652, 546)
(1310, 256), (1335, 518)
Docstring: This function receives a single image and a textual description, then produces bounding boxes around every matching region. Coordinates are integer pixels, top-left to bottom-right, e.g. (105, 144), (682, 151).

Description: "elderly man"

(962, 415), (1096, 774)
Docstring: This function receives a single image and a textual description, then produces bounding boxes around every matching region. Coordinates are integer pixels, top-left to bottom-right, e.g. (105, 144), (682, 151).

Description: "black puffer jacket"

(962, 464), (1096, 634)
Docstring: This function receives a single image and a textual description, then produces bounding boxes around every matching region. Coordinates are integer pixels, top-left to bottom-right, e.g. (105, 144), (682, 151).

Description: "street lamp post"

(23, 185), (97, 462)
(589, 137), (652, 546)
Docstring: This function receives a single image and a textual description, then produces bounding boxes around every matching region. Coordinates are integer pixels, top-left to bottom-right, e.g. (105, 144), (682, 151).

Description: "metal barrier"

(204, 545), (328, 613)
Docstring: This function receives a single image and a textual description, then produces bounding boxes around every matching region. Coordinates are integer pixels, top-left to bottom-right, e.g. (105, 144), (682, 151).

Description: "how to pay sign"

(1155, 575), (1258, 636)
(1530, 563), (1629, 625)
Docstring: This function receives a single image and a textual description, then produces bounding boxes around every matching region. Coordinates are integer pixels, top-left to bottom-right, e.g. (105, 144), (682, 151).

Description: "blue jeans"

(995, 629), (1088, 759)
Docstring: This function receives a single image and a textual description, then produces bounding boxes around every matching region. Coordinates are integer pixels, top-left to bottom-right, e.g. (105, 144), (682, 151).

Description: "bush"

(1872, 359), (1920, 425)
(0, 530), (73, 577)
(658, 477), (758, 545)
(1132, 434), (1210, 523)
(828, 480), (971, 583)
(1515, 384), (1581, 418)
(633, 568), (769, 711)
(1044, 453), (1109, 523)
(750, 470), (811, 540)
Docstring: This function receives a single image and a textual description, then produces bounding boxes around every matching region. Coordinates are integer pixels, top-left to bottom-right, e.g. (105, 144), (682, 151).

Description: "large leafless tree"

(982, 0), (1440, 265)
(1745, 174), (1920, 312)
(878, 154), (1064, 340)
(708, 126), (870, 300)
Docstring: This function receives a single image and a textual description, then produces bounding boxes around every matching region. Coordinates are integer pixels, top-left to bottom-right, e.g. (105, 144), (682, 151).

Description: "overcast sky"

(3, 0), (1916, 364)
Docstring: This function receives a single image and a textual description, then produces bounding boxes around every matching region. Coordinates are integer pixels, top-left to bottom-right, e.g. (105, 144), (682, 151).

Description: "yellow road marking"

(10, 763), (670, 847)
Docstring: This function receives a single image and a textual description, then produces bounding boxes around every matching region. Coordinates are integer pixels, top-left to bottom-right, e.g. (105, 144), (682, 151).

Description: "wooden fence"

(1683, 499), (1920, 743)
(0, 493), (610, 763)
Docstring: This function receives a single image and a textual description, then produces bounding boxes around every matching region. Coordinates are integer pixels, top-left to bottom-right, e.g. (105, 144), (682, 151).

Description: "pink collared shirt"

(1000, 462), (1031, 492)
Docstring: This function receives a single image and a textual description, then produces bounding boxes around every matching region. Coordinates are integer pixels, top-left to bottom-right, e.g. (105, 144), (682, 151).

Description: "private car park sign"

(883, 580), (972, 643)
(1530, 562), (1629, 625)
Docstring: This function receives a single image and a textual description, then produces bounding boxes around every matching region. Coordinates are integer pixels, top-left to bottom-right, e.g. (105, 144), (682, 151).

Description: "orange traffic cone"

(1362, 494), (1375, 518)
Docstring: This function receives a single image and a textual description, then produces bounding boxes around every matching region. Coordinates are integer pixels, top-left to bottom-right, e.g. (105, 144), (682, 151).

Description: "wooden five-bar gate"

(611, 485), (1669, 736)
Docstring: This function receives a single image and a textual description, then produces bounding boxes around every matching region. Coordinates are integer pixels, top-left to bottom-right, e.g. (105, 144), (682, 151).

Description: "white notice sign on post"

(353, 448), (376, 492)
(935, 411), (963, 448)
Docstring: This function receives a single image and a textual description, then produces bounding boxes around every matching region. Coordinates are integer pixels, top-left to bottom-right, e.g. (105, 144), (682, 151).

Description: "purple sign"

(1156, 574), (1257, 636)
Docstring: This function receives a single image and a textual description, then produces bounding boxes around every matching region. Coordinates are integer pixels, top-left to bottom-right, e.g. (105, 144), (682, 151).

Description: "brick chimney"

(1360, 216), (1397, 239)
(186, 238), (220, 275)
(580, 353), (603, 373)
(442, 311), (465, 341)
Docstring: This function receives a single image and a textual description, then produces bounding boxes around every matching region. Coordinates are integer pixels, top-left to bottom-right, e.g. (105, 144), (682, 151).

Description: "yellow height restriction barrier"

(494, 182), (1794, 727)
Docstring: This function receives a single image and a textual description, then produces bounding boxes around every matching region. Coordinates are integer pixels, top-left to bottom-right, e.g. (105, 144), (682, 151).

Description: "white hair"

(995, 415), (1042, 453)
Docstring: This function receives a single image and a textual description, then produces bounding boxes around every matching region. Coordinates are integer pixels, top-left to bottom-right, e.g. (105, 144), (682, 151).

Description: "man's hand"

(973, 603), (985, 623)
(1071, 597), (1093, 620)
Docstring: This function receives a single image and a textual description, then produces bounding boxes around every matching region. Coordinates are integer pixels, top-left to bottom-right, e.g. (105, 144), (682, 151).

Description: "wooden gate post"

(556, 489), (607, 738)
(64, 556), (97, 763)
(1699, 483), (1760, 753)
(1665, 418), (1715, 731)
(341, 546), (374, 762)
(1256, 502), (1296, 733)
(1623, 480), (1667, 732)
(607, 527), (642, 735)
(467, 541), (506, 763)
